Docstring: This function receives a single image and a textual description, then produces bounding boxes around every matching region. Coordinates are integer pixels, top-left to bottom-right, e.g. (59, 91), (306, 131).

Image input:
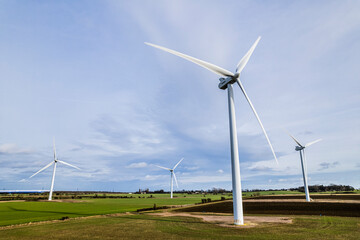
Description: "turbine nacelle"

(295, 146), (304, 151)
(218, 77), (237, 90)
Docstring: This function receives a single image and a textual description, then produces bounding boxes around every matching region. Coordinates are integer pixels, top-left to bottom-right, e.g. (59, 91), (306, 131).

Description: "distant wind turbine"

(146, 37), (277, 225)
(288, 133), (322, 202)
(27, 138), (80, 200)
(155, 158), (184, 199)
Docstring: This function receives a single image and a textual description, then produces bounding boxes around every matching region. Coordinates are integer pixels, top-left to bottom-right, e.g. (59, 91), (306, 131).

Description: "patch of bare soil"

(150, 212), (292, 228)
(38, 199), (88, 203)
(0, 200), (26, 203)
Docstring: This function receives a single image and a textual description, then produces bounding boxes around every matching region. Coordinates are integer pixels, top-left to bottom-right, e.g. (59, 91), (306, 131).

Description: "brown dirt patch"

(150, 211), (292, 228)
(0, 200), (26, 203)
(37, 199), (88, 203)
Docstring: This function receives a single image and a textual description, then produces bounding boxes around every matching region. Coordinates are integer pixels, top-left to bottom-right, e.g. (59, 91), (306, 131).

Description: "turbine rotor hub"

(218, 76), (237, 90)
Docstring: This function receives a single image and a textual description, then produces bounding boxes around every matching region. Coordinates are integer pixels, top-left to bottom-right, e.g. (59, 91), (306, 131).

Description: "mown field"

(0, 193), (225, 226)
(0, 214), (359, 240)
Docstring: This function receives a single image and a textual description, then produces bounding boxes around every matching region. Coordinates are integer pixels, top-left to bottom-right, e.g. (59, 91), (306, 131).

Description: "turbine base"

(234, 219), (244, 225)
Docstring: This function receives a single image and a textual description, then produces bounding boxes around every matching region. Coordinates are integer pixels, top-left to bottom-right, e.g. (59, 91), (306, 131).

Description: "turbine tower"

(288, 133), (322, 202)
(155, 158), (183, 199)
(146, 37), (278, 225)
(27, 138), (80, 200)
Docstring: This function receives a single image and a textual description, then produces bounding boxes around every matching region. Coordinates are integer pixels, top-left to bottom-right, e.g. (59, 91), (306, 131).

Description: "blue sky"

(0, 0), (359, 192)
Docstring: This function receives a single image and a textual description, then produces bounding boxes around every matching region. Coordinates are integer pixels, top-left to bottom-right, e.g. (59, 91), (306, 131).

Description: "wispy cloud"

(126, 162), (148, 168)
(0, 143), (33, 155)
(318, 161), (340, 171)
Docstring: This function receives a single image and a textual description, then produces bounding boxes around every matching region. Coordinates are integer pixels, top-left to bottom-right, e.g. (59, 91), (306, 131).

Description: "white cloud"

(0, 143), (33, 154)
(184, 166), (199, 171)
(144, 174), (166, 181)
(126, 162), (148, 168)
(181, 174), (231, 184)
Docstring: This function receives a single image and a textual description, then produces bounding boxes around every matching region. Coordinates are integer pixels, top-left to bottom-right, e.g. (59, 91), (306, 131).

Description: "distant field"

(0, 214), (359, 240)
(242, 190), (303, 197)
(0, 194), (224, 226)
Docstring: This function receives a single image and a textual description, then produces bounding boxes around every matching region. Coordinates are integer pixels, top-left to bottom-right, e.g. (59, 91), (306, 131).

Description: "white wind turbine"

(27, 139), (80, 200)
(155, 158), (184, 199)
(146, 37), (278, 225)
(288, 133), (322, 202)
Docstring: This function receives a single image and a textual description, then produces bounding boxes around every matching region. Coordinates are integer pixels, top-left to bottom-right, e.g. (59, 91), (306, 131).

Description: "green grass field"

(0, 214), (359, 240)
(0, 194), (224, 226)
(1, 192), (360, 239)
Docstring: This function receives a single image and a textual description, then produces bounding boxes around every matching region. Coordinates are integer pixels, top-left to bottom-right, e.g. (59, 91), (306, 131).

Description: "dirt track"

(151, 212), (292, 228)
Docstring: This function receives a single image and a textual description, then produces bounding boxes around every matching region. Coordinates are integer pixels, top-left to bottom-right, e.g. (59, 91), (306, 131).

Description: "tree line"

(290, 184), (355, 192)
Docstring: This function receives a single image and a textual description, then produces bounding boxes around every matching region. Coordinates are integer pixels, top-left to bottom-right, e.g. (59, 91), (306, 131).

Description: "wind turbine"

(146, 37), (278, 225)
(288, 133), (322, 202)
(27, 139), (80, 200)
(155, 158), (184, 199)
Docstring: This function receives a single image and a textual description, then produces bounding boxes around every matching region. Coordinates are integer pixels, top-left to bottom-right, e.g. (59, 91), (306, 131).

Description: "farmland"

(0, 193), (226, 226)
(1, 192), (359, 239)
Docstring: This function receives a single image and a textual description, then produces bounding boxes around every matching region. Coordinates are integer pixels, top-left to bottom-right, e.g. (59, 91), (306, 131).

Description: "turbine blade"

(154, 165), (171, 171)
(173, 158), (184, 170)
(53, 137), (57, 160)
(145, 42), (234, 77)
(236, 79), (278, 164)
(287, 132), (304, 148)
(236, 36), (261, 74)
(58, 160), (80, 170)
(305, 139), (322, 148)
(173, 172), (179, 188)
(29, 162), (54, 179)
